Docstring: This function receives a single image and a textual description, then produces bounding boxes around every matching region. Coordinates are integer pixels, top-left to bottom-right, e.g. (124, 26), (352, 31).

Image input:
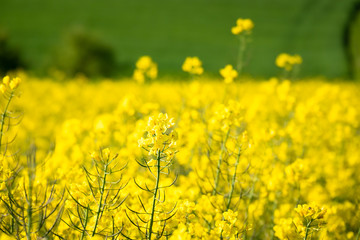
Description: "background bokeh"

(0, 0), (359, 79)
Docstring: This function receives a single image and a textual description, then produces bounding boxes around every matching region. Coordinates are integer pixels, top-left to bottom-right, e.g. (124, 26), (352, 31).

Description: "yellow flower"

(136, 56), (153, 70)
(231, 18), (254, 35)
(102, 148), (111, 160)
(133, 69), (145, 84)
(133, 56), (158, 83)
(182, 57), (204, 75)
(138, 113), (177, 156)
(9, 77), (21, 89)
(0, 84), (6, 94)
(90, 151), (100, 161)
(2, 76), (10, 86)
(220, 64), (238, 83)
(276, 53), (302, 71)
(147, 64), (158, 79)
(295, 203), (327, 220)
(223, 210), (238, 225)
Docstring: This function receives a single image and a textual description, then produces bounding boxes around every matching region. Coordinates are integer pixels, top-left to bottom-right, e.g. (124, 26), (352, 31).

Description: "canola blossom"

(220, 64), (238, 84)
(0, 76), (358, 239)
(182, 56), (204, 75)
(133, 56), (158, 83)
(0, 16), (359, 240)
(276, 53), (303, 71)
(231, 18), (254, 35)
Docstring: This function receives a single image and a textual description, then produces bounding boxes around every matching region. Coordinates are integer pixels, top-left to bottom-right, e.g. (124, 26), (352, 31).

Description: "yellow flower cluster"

(133, 55), (158, 83)
(3, 15), (359, 240)
(0, 75), (359, 239)
(276, 53), (303, 71)
(138, 112), (177, 156)
(182, 56), (204, 75)
(0, 75), (21, 93)
(220, 64), (238, 83)
(295, 203), (327, 221)
(231, 18), (254, 35)
(210, 100), (243, 133)
(274, 203), (327, 240)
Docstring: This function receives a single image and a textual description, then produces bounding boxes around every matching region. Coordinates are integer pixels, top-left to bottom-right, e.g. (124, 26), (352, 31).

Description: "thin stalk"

(0, 91), (14, 154)
(220, 146), (241, 240)
(226, 146), (242, 210)
(26, 155), (34, 240)
(281, 68), (290, 81)
(304, 219), (313, 240)
(148, 150), (161, 240)
(112, 216), (115, 240)
(80, 206), (89, 240)
(236, 35), (247, 76)
(92, 162), (108, 236)
(10, 218), (14, 234)
(356, 226), (360, 240)
(212, 129), (230, 195)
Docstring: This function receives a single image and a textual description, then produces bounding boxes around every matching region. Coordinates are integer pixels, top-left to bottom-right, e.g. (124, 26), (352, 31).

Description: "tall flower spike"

(130, 113), (178, 239)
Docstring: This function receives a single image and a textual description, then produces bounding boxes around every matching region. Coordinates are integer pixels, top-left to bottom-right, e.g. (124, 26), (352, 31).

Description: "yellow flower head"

(0, 84), (6, 94)
(133, 69), (145, 84)
(182, 57), (204, 75)
(0, 76), (21, 93)
(232, 18), (254, 35)
(2, 76), (10, 86)
(133, 56), (158, 83)
(9, 77), (21, 90)
(136, 56), (153, 70)
(102, 148), (111, 160)
(138, 113), (177, 156)
(90, 151), (100, 161)
(220, 64), (238, 84)
(276, 53), (302, 71)
(295, 203), (327, 220)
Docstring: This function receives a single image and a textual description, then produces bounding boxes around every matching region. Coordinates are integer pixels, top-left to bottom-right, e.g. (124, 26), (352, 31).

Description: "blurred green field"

(0, 0), (356, 78)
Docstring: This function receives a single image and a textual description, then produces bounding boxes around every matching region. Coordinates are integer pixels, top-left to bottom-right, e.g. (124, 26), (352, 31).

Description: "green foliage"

(0, 0), (356, 78)
(0, 32), (26, 75)
(52, 28), (117, 78)
(349, 8), (360, 80)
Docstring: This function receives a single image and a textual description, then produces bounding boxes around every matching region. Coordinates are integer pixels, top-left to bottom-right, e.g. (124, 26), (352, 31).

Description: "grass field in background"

(0, 0), (356, 78)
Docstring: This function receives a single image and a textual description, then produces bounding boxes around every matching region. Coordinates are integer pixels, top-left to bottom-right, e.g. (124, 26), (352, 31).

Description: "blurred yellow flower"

(133, 56), (158, 83)
(276, 53), (302, 71)
(2, 76), (10, 86)
(231, 18), (254, 35)
(0, 84), (6, 94)
(9, 77), (21, 89)
(182, 57), (204, 75)
(220, 64), (238, 83)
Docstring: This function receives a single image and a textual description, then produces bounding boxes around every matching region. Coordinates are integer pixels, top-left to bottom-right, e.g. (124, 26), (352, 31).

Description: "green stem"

(92, 162), (108, 236)
(356, 226), (360, 240)
(148, 150), (161, 240)
(212, 129), (230, 195)
(236, 35), (247, 76)
(10, 217), (14, 234)
(0, 91), (13, 154)
(220, 147), (241, 239)
(26, 156), (34, 240)
(281, 68), (289, 81)
(112, 216), (115, 240)
(80, 206), (89, 240)
(226, 146), (242, 210)
(304, 219), (313, 240)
